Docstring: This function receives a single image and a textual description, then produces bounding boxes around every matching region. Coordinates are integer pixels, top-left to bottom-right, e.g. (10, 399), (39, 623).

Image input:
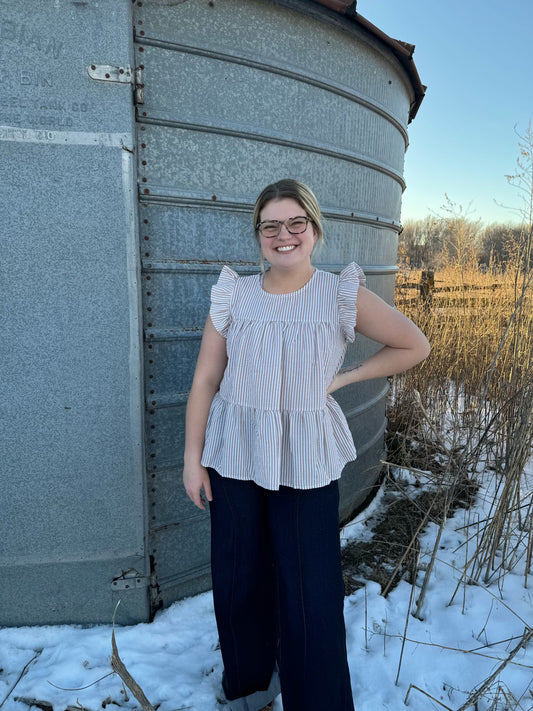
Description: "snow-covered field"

(2, 457), (532, 711)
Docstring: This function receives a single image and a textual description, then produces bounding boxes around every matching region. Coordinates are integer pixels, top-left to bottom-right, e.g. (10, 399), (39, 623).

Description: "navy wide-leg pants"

(208, 469), (355, 711)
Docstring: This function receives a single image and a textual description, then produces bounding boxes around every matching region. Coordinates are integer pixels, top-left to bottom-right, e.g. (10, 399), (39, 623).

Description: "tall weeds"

(389, 260), (533, 586)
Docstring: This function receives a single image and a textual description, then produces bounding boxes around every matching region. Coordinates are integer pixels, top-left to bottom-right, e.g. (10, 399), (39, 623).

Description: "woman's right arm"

(183, 315), (228, 510)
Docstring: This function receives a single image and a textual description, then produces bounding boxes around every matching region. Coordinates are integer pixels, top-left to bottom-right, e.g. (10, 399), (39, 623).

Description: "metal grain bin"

(1, 0), (424, 625)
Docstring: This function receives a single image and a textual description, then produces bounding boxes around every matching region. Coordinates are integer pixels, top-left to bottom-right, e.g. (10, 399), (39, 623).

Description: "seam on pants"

(219, 476), (242, 693)
(295, 490), (308, 681)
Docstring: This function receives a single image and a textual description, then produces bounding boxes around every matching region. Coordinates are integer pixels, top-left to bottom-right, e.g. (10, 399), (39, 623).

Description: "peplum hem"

(201, 394), (357, 491)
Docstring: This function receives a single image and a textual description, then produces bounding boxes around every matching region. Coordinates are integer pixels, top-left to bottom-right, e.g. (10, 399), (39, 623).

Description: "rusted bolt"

(149, 374), (154, 379)
(141, 143), (146, 148)
(142, 177), (147, 182)
(145, 252), (150, 257)
(151, 424), (155, 430)
(143, 218), (148, 224)
(91, 64), (96, 70)
(142, 111), (147, 117)
(119, 69), (124, 75)
(146, 275), (151, 280)
(140, 65), (144, 70)
(149, 359), (153, 364)
(147, 322), (152, 327)
(148, 345), (153, 350)
(139, 47), (144, 53)
(137, 1), (142, 5)
(152, 400), (156, 405)
(138, 19), (143, 25)
(144, 189), (150, 194)
(140, 126), (146, 131)
(147, 307), (152, 312)
(146, 291), (152, 296)
(212, 195), (217, 201)
(142, 160), (147, 165)
(151, 453), (156, 458)
(209, 1), (214, 6)
(144, 235), (149, 240)
(140, 30), (145, 36)
(149, 333), (154, 338)
(105, 73), (110, 78)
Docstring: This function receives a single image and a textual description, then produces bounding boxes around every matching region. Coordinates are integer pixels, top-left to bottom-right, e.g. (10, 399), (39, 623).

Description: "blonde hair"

(253, 179), (324, 247)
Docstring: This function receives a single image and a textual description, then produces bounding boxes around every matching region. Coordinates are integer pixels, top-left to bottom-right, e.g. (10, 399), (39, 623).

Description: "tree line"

(399, 212), (532, 272)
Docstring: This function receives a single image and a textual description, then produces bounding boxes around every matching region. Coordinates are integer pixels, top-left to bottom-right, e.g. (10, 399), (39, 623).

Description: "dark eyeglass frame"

(256, 216), (312, 238)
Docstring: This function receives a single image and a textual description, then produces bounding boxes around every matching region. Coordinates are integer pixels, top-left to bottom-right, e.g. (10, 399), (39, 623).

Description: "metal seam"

(134, 37), (409, 146)
(140, 115), (406, 189)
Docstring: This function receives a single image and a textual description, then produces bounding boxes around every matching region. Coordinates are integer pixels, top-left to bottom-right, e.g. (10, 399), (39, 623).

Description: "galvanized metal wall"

(1, 1), (147, 625)
(133, 0), (414, 614)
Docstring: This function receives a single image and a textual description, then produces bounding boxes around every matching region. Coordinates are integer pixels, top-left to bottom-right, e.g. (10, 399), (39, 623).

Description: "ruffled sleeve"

(209, 266), (238, 337)
(338, 261), (366, 343)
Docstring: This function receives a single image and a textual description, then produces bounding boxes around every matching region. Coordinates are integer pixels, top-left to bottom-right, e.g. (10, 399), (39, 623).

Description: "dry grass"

(392, 264), (533, 431)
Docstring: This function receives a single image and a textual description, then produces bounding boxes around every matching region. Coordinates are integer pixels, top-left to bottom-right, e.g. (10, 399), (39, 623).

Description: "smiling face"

(258, 198), (317, 272)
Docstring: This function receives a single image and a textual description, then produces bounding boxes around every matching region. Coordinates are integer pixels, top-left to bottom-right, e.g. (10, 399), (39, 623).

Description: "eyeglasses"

(256, 216), (311, 238)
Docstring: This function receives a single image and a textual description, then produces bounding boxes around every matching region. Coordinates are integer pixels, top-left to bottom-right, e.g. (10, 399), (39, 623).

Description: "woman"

(184, 180), (430, 711)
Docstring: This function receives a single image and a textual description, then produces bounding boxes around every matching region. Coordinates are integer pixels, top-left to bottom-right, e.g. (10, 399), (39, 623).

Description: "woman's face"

(258, 198), (317, 271)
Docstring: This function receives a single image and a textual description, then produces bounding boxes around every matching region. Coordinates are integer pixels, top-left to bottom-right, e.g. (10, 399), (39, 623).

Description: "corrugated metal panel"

(133, 0), (416, 613)
(1, 0), (147, 625)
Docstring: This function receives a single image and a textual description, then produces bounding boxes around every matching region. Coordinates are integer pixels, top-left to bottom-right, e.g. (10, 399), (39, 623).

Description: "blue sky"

(358, 0), (532, 225)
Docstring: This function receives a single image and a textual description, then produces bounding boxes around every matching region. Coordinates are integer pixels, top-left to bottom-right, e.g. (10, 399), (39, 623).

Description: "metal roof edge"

(310, 0), (426, 122)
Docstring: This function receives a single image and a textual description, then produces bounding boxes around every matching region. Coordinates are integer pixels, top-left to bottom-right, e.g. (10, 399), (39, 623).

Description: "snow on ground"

(1, 457), (532, 711)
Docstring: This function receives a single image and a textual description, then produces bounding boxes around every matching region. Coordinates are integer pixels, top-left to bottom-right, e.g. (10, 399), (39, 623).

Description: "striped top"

(201, 262), (366, 490)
